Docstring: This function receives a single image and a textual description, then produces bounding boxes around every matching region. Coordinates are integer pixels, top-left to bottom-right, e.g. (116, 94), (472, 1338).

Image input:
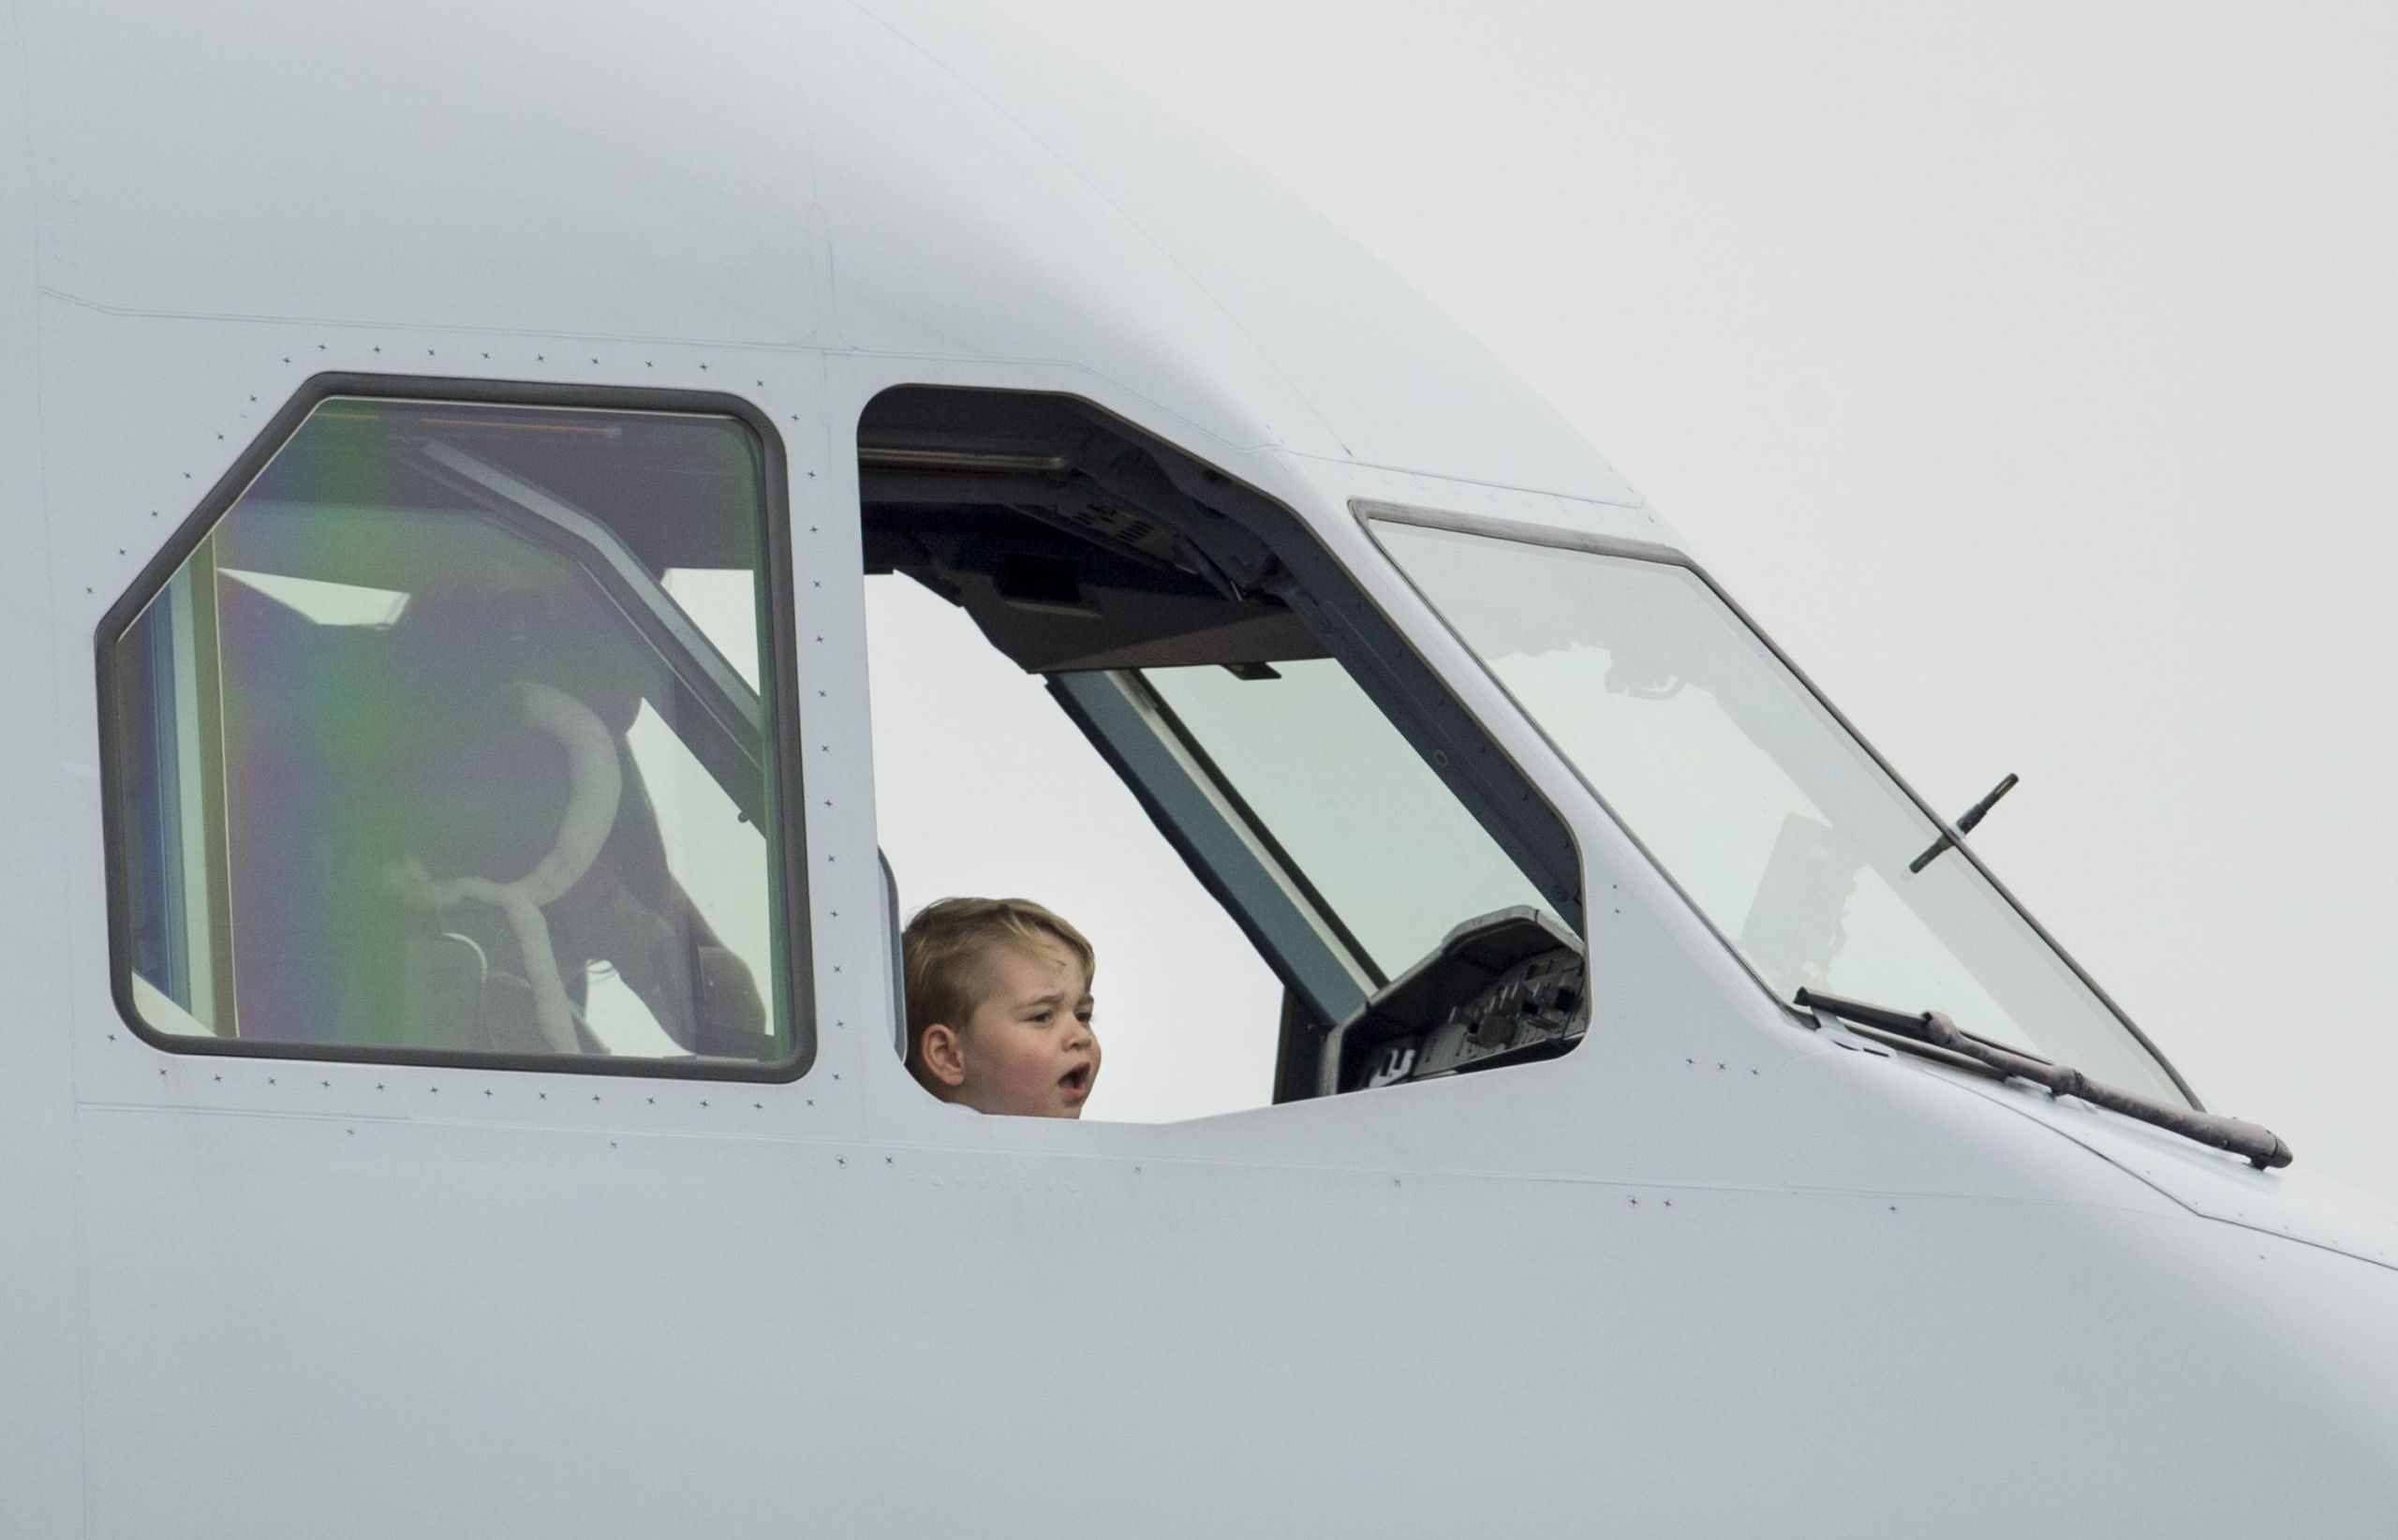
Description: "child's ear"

(920, 1023), (968, 1088)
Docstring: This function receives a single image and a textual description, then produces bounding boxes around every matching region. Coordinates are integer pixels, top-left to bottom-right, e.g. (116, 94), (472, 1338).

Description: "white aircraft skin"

(4, 2), (2395, 1535)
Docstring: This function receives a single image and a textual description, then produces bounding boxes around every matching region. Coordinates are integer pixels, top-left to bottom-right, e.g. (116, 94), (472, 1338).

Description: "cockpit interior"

(104, 381), (1588, 1112)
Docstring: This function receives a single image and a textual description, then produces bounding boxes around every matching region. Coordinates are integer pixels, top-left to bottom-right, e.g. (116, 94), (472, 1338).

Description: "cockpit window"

(1135, 659), (1557, 983)
(1370, 515), (2188, 1105)
(859, 388), (1588, 1118)
(105, 392), (802, 1074)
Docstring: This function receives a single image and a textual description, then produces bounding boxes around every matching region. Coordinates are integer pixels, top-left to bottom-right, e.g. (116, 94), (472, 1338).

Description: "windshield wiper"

(1909, 772), (2019, 873)
(1795, 988), (2292, 1170)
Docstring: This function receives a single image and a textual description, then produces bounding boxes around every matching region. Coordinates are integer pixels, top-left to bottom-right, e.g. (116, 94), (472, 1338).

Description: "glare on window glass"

(1139, 659), (1555, 979)
(109, 397), (794, 1069)
(1372, 518), (2183, 1103)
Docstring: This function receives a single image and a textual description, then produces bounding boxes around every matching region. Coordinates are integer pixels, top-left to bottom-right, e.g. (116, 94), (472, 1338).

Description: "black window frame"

(96, 372), (816, 1083)
(855, 384), (1589, 1104)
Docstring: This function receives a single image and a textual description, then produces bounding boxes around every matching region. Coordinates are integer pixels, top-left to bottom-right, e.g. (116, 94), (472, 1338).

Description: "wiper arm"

(1795, 988), (2293, 1171)
(1909, 772), (2019, 873)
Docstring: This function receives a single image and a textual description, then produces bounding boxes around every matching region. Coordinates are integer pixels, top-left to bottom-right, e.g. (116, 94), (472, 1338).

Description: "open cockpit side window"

(859, 389), (1584, 1118)
(102, 385), (806, 1076)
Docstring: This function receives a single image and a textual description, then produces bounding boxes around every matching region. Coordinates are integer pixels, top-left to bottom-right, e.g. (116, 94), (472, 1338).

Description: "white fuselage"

(2, 3), (2393, 1535)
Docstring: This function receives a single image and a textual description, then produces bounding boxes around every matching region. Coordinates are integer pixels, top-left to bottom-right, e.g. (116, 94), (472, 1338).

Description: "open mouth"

(1058, 1063), (1092, 1099)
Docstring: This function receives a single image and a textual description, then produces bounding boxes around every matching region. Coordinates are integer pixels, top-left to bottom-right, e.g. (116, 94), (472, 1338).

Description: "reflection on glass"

(1373, 519), (2184, 1103)
(1140, 659), (1553, 979)
(111, 398), (790, 1065)
(663, 568), (763, 692)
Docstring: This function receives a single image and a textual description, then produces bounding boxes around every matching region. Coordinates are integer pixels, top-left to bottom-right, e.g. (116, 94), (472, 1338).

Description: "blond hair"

(901, 897), (1095, 1082)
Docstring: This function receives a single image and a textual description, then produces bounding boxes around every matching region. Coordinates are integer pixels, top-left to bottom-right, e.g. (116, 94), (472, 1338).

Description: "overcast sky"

(977, 0), (2398, 1202)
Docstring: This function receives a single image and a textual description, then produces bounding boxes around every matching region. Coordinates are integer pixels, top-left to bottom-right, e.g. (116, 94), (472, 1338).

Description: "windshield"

(1137, 659), (1558, 984)
(1370, 517), (2188, 1105)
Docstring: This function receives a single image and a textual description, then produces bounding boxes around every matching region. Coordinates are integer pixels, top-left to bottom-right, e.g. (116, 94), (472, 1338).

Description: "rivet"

(701, 1100), (710, 1107)
(754, 1103), (763, 1110)
(836, 1156), (846, 1166)
(268, 1077), (277, 1086)
(591, 1095), (601, 1103)
(538, 1091), (547, 1100)
(1628, 1197), (1638, 1206)
(883, 1156), (893, 1165)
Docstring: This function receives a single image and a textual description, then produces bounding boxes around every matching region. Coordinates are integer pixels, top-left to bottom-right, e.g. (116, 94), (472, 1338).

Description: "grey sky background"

(963, 0), (2398, 1201)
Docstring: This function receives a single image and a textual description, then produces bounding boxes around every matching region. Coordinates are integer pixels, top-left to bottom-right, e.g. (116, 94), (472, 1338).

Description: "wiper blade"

(1909, 772), (2019, 873)
(1795, 988), (2293, 1171)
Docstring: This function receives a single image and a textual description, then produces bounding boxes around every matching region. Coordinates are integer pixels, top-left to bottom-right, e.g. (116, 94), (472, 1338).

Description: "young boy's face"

(932, 939), (1100, 1118)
